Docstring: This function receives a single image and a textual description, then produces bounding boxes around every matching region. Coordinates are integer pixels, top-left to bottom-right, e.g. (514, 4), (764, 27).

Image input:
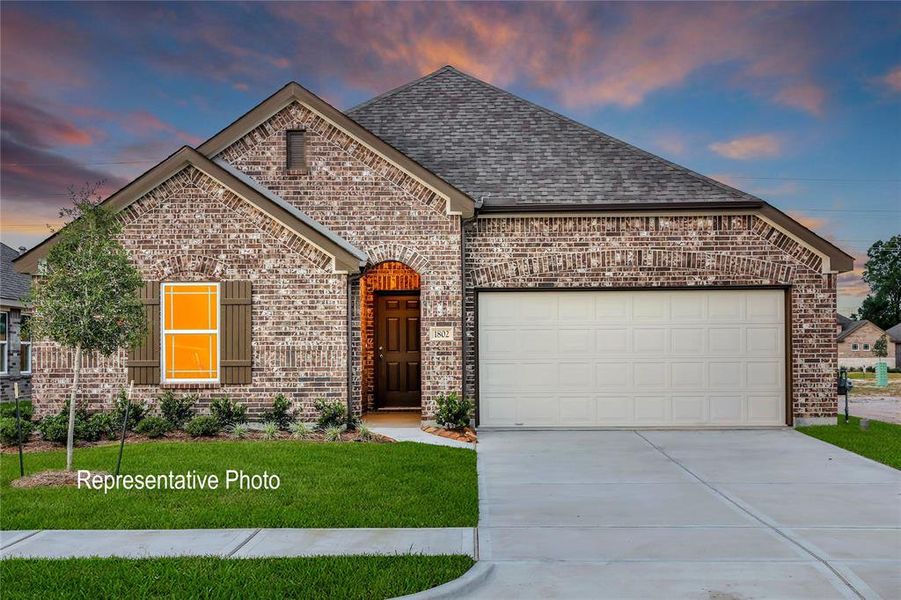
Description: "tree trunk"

(66, 344), (82, 472)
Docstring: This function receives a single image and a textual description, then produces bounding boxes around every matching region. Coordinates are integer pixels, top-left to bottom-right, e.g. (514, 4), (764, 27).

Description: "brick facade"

(837, 321), (896, 368)
(464, 214), (839, 422)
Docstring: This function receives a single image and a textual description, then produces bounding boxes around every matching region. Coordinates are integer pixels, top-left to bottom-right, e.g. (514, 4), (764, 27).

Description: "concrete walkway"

(470, 429), (901, 599)
(0, 528), (476, 559)
(364, 411), (474, 449)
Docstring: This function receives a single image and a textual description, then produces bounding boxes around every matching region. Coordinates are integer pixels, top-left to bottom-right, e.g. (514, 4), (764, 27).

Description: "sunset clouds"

(709, 135), (783, 160)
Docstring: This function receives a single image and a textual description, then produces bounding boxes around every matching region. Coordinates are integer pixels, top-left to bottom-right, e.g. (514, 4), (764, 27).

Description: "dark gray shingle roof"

(885, 323), (901, 343)
(1, 243), (31, 303)
(836, 313), (854, 330)
(836, 319), (875, 342)
(348, 66), (755, 208)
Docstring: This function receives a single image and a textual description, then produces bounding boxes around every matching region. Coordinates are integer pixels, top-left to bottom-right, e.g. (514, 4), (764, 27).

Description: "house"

(836, 314), (897, 369)
(887, 324), (901, 367)
(1, 243), (32, 401)
(14, 66), (854, 428)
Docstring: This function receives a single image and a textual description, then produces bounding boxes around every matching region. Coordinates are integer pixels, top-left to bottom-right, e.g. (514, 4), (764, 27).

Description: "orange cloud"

(881, 65), (901, 92)
(709, 173), (740, 188)
(124, 111), (202, 146)
(788, 211), (827, 231)
(709, 134), (782, 160)
(654, 133), (687, 157)
(775, 83), (825, 116)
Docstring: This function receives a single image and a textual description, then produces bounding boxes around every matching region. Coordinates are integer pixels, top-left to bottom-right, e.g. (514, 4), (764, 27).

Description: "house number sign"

(429, 326), (454, 341)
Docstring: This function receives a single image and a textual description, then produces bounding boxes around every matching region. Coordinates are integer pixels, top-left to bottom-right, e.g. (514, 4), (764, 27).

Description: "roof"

(836, 313), (854, 329)
(14, 147), (366, 275)
(350, 66), (853, 273)
(885, 324), (901, 343)
(836, 319), (883, 342)
(198, 81), (474, 217)
(1, 243), (30, 305)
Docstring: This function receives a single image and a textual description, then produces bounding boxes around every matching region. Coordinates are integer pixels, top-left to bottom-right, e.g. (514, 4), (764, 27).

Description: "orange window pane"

(165, 333), (218, 380)
(164, 284), (218, 330)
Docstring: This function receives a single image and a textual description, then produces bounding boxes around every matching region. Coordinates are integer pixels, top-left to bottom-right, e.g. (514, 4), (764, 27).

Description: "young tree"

(27, 185), (145, 470)
(856, 235), (901, 330)
(872, 335), (888, 359)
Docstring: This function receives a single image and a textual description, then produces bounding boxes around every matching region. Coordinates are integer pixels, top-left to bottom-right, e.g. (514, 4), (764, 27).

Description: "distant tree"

(26, 184), (145, 471)
(856, 235), (901, 330)
(872, 335), (887, 359)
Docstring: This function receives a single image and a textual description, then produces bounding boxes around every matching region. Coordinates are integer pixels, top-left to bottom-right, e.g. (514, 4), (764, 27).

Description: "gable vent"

(286, 130), (306, 171)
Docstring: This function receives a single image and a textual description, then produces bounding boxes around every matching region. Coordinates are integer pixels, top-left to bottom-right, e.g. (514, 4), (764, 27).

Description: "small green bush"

(289, 422), (312, 439)
(314, 398), (346, 430)
(210, 397), (247, 428)
(185, 415), (221, 438)
(356, 422), (373, 442)
(260, 422), (279, 440)
(87, 412), (118, 441)
(434, 392), (474, 430)
(135, 416), (172, 438)
(261, 394), (294, 430)
(159, 391), (196, 428)
(0, 417), (33, 445)
(324, 425), (344, 442)
(0, 400), (33, 421)
(113, 389), (146, 431)
(227, 423), (249, 439)
(37, 413), (69, 444)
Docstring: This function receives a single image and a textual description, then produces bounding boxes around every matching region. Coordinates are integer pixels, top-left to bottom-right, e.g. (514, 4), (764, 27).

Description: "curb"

(392, 561), (493, 599)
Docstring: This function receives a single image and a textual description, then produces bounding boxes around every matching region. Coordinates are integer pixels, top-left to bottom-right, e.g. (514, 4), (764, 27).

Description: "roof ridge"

(346, 65), (457, 114)
(434, 66), (757, 203)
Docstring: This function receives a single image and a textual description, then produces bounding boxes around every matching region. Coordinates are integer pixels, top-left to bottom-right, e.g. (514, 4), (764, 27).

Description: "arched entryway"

(360, 261), (421, 413)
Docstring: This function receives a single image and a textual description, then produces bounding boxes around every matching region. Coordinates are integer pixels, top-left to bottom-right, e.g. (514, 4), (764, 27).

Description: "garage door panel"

(478, 290), (785, 427)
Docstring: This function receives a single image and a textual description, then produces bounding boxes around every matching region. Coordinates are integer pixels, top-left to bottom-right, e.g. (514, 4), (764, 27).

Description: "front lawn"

(0, 555), (475, 600)
(797, 416), (901, 470)
(1, 441), (477, 529)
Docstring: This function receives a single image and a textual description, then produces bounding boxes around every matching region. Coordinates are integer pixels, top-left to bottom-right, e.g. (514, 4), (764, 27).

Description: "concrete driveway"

(472, 430), (900, 599)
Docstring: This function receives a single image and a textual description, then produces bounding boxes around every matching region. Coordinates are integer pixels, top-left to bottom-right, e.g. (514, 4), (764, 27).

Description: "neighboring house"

(14, 66), (854, 428)
(836, 313), (897, 369)
(1, 243), (32, 401)
(883, 323), (901, 368)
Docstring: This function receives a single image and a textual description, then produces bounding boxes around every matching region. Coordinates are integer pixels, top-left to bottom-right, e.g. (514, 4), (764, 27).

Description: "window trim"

(285, 129), (307, 172)
(19, 314), (30, 375)
(862, 343), (871, 351)
(851, 343), (859, 351)
(160, 282), (220, 384)
(0, 311), (7, 375)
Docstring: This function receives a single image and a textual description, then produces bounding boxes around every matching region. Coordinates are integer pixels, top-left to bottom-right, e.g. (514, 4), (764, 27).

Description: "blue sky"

(1, 1), (898, 312)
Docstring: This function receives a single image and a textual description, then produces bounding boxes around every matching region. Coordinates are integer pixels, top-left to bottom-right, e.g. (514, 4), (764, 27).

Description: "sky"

(1, 1), (899, 314)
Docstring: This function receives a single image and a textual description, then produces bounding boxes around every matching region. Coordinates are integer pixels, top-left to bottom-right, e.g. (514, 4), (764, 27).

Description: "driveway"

(471, 430), (900, 599)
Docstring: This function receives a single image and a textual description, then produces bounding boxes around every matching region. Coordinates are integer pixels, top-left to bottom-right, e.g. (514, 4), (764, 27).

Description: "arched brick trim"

(468, 248), (795, 288)
(150, 254), (229, 280)
(751, 216), (823, 272)
(366, 243), (431, 274)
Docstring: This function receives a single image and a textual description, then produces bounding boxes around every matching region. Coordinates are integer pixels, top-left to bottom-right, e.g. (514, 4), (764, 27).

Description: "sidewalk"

(0, 528), (476, 559)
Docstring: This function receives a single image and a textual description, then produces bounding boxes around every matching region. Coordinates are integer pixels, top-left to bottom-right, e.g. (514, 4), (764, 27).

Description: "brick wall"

(464, 214), (839, 421)
(216, 101), (463, 418)
(837, 322), (896, 368)
(31, 167), (348, 420)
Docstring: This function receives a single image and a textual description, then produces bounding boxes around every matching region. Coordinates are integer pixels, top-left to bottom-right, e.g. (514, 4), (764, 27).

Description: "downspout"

(347, 270), (363, 424)
(460, 197), (483, 417)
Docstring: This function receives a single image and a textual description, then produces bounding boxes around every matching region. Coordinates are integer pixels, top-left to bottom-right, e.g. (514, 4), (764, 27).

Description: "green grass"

(1, 441), (477, 529)
(797, 416), (901, 470)
(0, 555), (475, 600)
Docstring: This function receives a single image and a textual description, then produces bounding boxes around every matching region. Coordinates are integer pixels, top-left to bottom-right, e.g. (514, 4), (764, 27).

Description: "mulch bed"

(10, 469), (110, 489)
(421, 426), (477, 443)
(0, 429), (393, 454)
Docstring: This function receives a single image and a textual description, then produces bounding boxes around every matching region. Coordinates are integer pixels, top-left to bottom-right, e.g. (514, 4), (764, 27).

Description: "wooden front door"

(376, 294), (421, 408)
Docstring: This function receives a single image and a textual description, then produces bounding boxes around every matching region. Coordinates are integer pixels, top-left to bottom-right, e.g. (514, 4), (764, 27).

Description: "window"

(20, 315), (31, 375)
(161, 283), (219, 383)
(863, 343), (871, 351)
(0, 312), (7, 374)
(851, 343), (860, 351)
(286, 130), (306, 171)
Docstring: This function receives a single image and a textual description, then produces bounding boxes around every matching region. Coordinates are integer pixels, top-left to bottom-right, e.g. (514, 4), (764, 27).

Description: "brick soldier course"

(15, 66), (853, 426)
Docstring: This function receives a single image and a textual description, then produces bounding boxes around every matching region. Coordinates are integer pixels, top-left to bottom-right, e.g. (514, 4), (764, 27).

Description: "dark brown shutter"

(127, 282), (160, 385)
(286, 130), (306, 171)
(221, 281), (252, 384)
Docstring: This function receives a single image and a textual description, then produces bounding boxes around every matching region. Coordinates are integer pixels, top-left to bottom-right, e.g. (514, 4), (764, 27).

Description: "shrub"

(113, 388), (146, 431)
(210, 397), (247, 428)
(185, 415), (221, 438)
(314, 398), (346, 430)
(324, 425), (344, 442)
(289, 422), (312, 439)
(435, 392), (474, 430)
(0, 400), (34, 421)
(87, 412), (118, 441)
(37, 413), (69, 444)
(227, 423), (249, 439)
(261, 394), (294, 430)
(159, 391), (196, 428)
(135, 416), (172, 438)
(355, 422), (373, 442)
(0, 417), (33, 445)
(260, 422), (279, 440)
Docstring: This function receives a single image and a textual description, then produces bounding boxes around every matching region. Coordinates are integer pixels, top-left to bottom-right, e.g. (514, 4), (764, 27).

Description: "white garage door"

(478, 289), (786, 427)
